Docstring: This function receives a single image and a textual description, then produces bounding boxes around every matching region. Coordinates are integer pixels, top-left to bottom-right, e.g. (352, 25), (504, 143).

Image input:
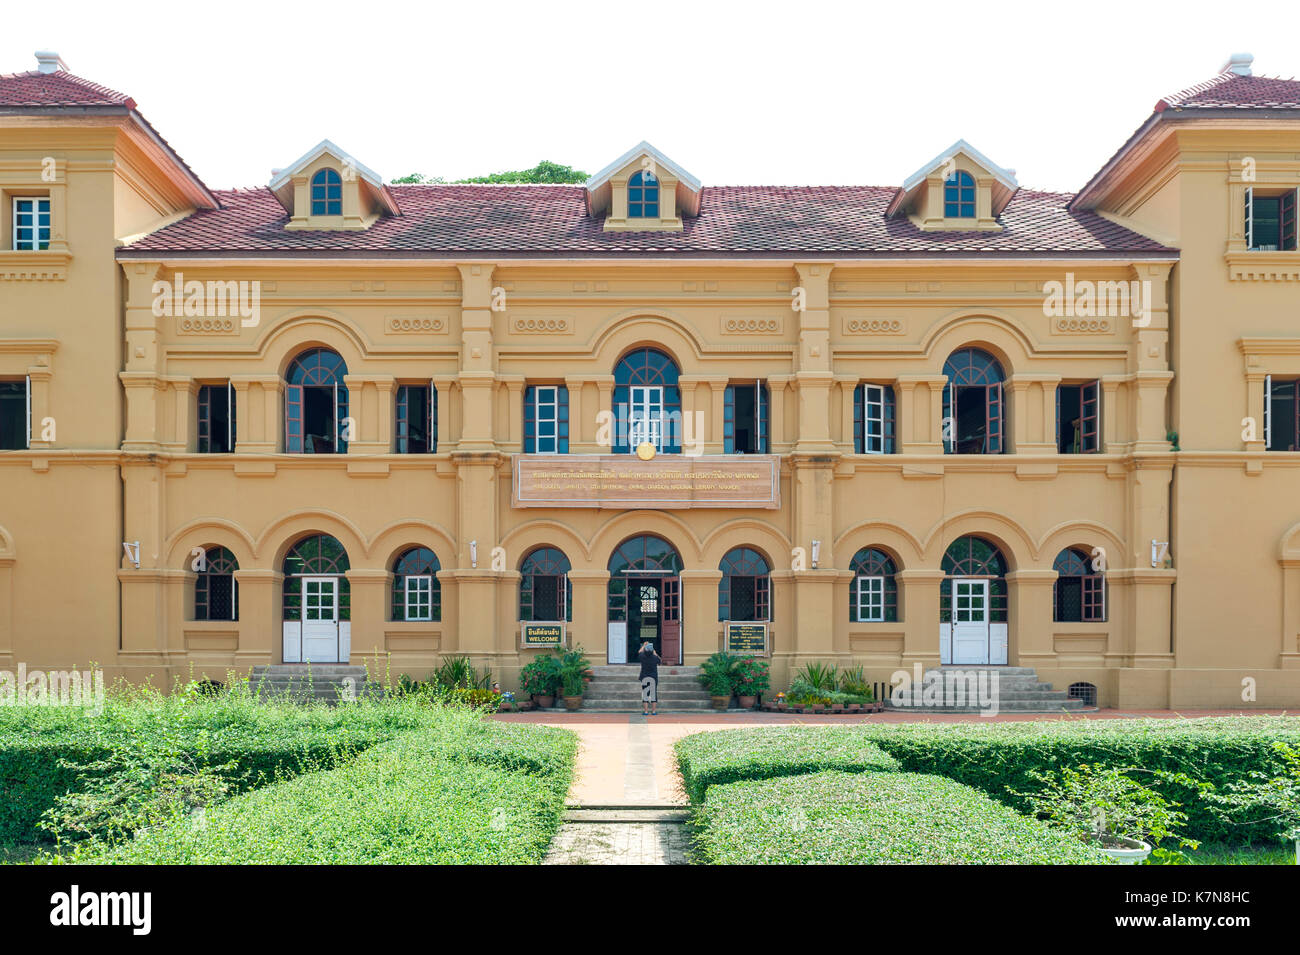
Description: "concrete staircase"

(885, 666), (1089, 714)
(574, 665), (717, 712)
(247, 665), (373, 703)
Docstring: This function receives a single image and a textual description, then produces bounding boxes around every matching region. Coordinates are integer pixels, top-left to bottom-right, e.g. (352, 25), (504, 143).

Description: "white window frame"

(25, 374), (31, 449)
(1265, 373), (1273, 450)
(404, 574), (433, 622)
(862, 383), (887, 454)
(855, 575), (885, 622)
(1245, 185), (1254, 250)
(533, 385), (560, 454)
(12, 197), (51, 251)
(629, 385), (664, 449)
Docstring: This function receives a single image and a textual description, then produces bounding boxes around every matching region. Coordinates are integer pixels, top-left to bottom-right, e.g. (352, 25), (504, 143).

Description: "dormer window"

(310, 169), (342, 216)
(944, 171), (975, 218)
(628, 170), (659, 218)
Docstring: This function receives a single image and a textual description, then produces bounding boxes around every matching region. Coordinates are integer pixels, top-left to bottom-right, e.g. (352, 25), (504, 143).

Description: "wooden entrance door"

(661, 576), (681, 665)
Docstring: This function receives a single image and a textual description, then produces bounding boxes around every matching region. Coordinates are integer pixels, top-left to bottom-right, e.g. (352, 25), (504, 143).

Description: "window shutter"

(1283, 189), (1299, 252)
(943, 380), (954, 452)
(25, 374), (31, 449)
(1265, 374), (1272, 449)
(723, 384), (735, 454)
(853, 384), (864, 454)
(1245, 186), (1254, 249)
(987, 382), (1003, 453)
(883, 384), (896, 454)
(1082, 379), (1100, 452)
(558, 384), (569, 454)
(332, 382), (339, 450)
(429, 380), (437, 453)
(285, 384), (303, 453)
(757, 381), (767, 453)
(227, 381), (235, 452)
(1054, 383), (1061, 451)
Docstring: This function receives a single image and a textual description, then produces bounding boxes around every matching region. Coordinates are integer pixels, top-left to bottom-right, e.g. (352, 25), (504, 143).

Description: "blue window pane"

(644, 203), (658, 217)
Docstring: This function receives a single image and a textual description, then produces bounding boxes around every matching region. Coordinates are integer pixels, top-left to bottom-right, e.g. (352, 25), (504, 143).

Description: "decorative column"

(898, 569), (945, 669)
(1007, 569), (1057, 666)
(233, 569), (278, 669)
(896, 374), (947, 454)
(566, 570), (609, 666)
(346, 569), (390, 665)
(681, 569), (723, 663)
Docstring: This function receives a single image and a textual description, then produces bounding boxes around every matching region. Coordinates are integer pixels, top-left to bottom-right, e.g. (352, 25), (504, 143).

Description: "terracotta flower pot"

(563, 695), (583, 711)
(738, 695), (757, 709)
(710, 695), (730, 711)
(533, 694), (555, 709)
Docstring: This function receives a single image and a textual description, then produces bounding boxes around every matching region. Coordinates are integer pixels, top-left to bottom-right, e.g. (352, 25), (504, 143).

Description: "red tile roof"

(118, 184), (1173, 258)
(1156, 71), (1300, 111)
(0, 68), (136, 108)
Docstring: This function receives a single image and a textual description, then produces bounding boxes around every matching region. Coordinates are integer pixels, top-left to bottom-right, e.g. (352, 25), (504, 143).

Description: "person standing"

(637, 641), (661, 716)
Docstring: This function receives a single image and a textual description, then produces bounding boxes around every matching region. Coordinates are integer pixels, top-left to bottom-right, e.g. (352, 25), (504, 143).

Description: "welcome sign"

(521, 622), (565, 648)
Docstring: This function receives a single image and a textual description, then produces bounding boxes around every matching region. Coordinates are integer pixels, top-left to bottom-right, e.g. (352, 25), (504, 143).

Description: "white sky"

(6, 0), (1300, 192)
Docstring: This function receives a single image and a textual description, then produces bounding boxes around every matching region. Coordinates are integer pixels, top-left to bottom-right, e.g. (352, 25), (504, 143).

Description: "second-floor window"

(1057, 381), (1100, 453)
(0, 378), (29, 450)
(1266, 376), (1299, 451)
(853, 383), (896, 454)
(12, 197), (50, 251)
(197, 383), (235, 453)
(285, 348), (348, 454)
(524, 384), (568, 453)
(396, 383), (437, 453)
(724, 382), (768, 454)
(943, 347), (1004, 454)
(1246, 187), (1298, 251)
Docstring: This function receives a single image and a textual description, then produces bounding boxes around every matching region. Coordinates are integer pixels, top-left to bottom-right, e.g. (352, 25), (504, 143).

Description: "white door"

(950, 578), (990, 665)
(301, 575), (341, 662)
(629, 386), (664, 448)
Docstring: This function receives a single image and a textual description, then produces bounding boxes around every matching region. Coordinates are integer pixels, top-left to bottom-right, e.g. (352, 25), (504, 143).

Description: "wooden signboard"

(512, 454), (780, 510)
(520, 622), (565, 649)
(724, 621), (769, 655)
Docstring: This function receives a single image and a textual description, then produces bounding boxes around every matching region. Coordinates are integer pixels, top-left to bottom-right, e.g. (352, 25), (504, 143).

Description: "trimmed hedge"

(692, 771), (1110, 864)
(676, 717), (1300, 843)
(675, 726), (899, 802)
(76, 721), (577, 864)
(0, 694), (449, 845)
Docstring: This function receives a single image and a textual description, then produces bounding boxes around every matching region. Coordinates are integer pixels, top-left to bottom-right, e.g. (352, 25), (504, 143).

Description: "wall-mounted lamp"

(470, 540), (478, 569)
(810, 540), (821, 569)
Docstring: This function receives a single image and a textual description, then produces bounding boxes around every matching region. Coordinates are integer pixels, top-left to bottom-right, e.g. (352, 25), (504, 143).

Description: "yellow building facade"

(2, 51), (1299, 707)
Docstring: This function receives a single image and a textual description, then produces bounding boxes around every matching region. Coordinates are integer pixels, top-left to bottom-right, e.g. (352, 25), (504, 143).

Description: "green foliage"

(1012, 763), (1199, 861)
(69, 715), (577, 865)
(434, 656), (492, 691)
(698, 652), (740, 692)
(733, 657), (770, 696)
(390, 160), (590, 186)
(677, 718), (1300, 843)
(561, 669), (586, 698)
(0, 675), (469, 847)
(838, 666), (873, 699)
(691, 771), (1110, 865)
(390, 173), (446, 184)
(675, 726), (900, 802)
(519, 656), (562, 697)
(444, 687), (501, 711)
(792, 661), (838, 693)
(1204, 741), (1300, 845)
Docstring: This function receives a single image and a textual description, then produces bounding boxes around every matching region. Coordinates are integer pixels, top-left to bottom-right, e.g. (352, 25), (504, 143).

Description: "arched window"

(1053, 547), (1106, 622)
(613, 348), (682, 453)
(943, 348), (1005, 454)
(944, 170), (975, 218)
(194, 546), (238, 621)
(285, 348), (349, 454)
(519, 547), (572, 622)
(311, 168), (342, 216)
(849, 547), (898, 622)
(627, 169), (659, 218)
(718, 547), (771, 622)
(940, 536), (1008, 623)
(282, 535), (350, 621)
(391, 547), (440, 622)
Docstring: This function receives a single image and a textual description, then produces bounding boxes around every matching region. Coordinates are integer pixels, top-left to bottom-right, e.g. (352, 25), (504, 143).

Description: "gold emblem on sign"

(636, 442), (656, 460)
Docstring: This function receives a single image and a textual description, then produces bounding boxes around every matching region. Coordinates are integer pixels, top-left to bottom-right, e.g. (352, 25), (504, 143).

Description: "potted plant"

(519, 656), (560, 709)
(707, 670), (732, 710)
(561, 666), (585, 711)
(1013, 764), (1199, 864)
(734, 656), (770, 709)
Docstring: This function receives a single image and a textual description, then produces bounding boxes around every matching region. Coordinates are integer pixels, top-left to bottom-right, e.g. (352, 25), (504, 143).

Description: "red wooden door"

(661, 577), (681, 665)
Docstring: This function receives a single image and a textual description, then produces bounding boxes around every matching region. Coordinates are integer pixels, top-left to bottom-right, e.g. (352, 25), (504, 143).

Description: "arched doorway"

(282, 534), (351, 662)
(940, 535), (1008, 664)
(607, 535), (684, 664)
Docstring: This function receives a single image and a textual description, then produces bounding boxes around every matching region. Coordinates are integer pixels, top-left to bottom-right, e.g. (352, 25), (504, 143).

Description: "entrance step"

(885, 665), (1090, 713)
(565, 664), (716, 713)
(247, 665), (373, 703)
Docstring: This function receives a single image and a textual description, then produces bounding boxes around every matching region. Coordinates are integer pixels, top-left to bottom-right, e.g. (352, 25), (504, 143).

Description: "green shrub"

(791, 661), (838, 693)
(692, 771), (1110, 864)
(675, 726), (899, 802)
(71, 719), (576, 865)
(519, 656), (562, 697)
(733, 657), (770, 697)
(0, 683), (458, 846)
(698, 652), (739, 694)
